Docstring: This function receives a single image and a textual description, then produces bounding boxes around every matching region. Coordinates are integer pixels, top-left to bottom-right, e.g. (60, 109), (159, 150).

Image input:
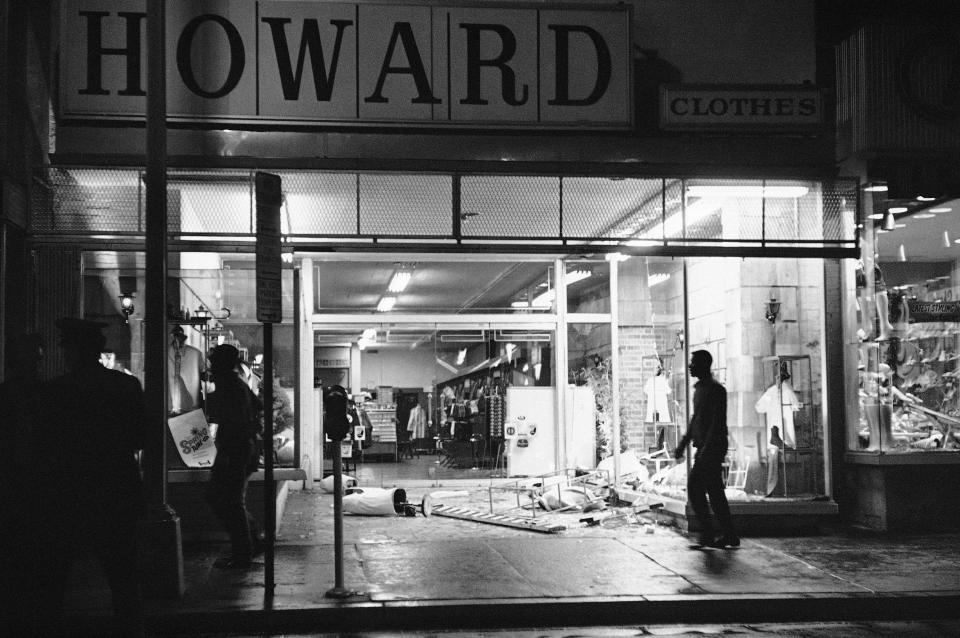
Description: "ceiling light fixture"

(882, 211), (897, 231)
(867, 213), (885, 220)
(565, 270), (592, 285)
(863, 183), (888, 192)
(913, 213), (936, 219)
(648, 273), (671, 287)
(376, 296), (396, 312)
(387, 270), (412, 293)
(945, 231), (953, 248)
(916, 195), (936, 201)
(888, 206), (909, 213)
(929, 207), (952, 213)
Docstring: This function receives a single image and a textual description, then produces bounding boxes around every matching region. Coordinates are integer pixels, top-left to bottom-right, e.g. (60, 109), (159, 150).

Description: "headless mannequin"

(168, 327), (205, 414)
(862, 359), (896, 451)
(644, 364), (671, 423)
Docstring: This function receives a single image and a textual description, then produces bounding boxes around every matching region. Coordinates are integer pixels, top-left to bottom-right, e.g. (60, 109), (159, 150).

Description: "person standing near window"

(205, 344), (264, 568)
(675, 349), (740, 549)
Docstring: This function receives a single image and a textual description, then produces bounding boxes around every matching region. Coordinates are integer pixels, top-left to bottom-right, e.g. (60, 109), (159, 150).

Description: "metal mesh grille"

(562, 178), (663, 239)
(31, 168), (858, 252)
(169, 170), (252, 234)
(279, 172), (357, 235)
(820, 181), (858, 242)
(359, 174), (451, 236)
(32, 168), (142, 233)
(461, 176), (560, 238)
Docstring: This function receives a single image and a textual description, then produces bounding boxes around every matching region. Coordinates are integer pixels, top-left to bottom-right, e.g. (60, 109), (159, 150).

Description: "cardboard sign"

(341, 441), (354, 458)
(167, 409), (217, 468)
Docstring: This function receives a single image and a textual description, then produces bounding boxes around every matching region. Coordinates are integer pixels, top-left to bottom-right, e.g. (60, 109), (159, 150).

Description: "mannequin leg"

(876, 290), (893, 341)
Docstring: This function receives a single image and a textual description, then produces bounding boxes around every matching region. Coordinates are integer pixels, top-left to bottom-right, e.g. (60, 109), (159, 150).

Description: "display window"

(849, 210), (960, 454)
(80, 251), (300, 469)
(64, 173), (841, 511)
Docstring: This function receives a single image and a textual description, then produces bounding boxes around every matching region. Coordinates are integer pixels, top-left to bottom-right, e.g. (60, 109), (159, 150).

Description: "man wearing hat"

(205, 343), (264, 568)
(38, 318), (146, 636)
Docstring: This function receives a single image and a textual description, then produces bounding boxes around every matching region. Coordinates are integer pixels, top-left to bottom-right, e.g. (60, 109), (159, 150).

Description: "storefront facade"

(5, 0), (867, 539)
(836, 21), (960, 531)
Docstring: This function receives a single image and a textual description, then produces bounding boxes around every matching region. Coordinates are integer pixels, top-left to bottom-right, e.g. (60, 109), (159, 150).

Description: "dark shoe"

(688, 535), (716, 550)
(710, 534), (741, 549)
(213, 556), (253, 569)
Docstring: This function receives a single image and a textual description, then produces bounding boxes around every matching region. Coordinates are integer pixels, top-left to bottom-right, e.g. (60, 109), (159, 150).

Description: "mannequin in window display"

(644, 360), (672, 424)
(755, 365), (800, 495)
(855, 260), (894, 341)
(860, 361), (897, 451)
(168, 326), (205, 414)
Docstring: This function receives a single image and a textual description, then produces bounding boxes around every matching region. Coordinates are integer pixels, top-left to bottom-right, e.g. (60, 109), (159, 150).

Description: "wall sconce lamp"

(765, 296), (781, 324)
(119, 293), (136, 323)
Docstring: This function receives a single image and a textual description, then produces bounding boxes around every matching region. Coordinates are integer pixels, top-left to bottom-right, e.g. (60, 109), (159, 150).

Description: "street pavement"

(62, 483), (960, 636)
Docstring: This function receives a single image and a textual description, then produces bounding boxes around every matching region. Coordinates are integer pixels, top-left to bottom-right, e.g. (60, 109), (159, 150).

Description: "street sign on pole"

(255, 171), (282, 324)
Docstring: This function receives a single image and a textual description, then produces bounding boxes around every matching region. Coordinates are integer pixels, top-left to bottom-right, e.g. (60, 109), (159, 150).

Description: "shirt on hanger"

(755, 381), (800, 448)
(643, 375), (671, 422)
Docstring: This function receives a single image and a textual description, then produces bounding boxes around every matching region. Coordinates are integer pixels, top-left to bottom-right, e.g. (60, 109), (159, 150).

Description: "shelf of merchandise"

(364, 406), (398, 461)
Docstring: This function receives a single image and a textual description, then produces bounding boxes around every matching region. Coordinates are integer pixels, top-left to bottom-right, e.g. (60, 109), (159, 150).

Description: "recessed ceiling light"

(888, 206), (909, 213)
(877, 229), (889, 233)
(894, 223), (907, 228)
(864, 184), (888, 192)
(868, 213), (885, 220)
(955, 238), (960, 245)
(913, 213), (936, 219)
(930, 207), (952, 213)
(916, 195), (936, 201)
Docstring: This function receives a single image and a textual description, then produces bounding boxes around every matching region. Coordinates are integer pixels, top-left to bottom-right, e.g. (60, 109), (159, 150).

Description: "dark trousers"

(687, 450), (736, 541)
(206, 440), (261, 559)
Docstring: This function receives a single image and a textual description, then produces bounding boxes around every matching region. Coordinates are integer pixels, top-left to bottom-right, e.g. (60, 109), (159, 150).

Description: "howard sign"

(60, 0), (631, 128)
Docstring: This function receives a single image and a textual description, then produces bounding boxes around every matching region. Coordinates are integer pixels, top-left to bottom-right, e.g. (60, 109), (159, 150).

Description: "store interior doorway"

(314, 323), (557, 485)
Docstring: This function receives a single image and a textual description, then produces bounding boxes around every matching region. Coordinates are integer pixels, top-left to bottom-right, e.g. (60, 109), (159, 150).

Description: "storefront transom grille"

(30, 168), (859, 257)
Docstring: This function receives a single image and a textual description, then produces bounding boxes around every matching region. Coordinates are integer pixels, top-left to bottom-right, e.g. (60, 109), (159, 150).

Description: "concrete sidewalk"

(64, 486), (960, 635)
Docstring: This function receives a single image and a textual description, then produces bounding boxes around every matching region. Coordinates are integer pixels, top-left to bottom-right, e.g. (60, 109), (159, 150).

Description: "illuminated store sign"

(908, 301), (960, 323)
(660, 85), (822, 132)
(60, 0), (631, 128)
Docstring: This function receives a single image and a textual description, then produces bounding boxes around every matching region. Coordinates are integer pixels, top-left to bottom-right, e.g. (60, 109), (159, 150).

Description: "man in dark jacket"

(205, 344), (264, 568)
(674, 349), (739, 549)
(40, 318), (147, 636)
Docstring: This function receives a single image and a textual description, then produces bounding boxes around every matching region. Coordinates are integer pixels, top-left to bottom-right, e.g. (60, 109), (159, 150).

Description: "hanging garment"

(406, 405), (427, 439)
(644, 374), (672, 422)
(168, 342), (205, 413)
(486, 394), (505, 438)
(755, 381), (800, 448)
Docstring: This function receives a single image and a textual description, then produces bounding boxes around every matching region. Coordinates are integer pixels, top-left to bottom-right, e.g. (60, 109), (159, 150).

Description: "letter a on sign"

(256, 172), (283, 323)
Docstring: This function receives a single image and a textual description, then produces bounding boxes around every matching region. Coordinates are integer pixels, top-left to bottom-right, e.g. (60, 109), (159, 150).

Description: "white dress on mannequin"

(755, 381), (800, 448)
(644, 374), (671, 423)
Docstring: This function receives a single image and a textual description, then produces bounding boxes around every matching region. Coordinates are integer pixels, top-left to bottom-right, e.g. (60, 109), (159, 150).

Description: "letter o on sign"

(177, 14), (246, 99)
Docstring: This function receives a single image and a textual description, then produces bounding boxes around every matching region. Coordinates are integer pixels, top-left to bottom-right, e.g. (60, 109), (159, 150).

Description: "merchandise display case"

(857, 332), (960, 454)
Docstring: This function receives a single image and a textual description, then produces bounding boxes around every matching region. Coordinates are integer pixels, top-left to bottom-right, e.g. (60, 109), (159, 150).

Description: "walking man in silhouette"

(674, 349), (740, 549)
(39, 318), (147, 636)
(205, 344), (264, 568)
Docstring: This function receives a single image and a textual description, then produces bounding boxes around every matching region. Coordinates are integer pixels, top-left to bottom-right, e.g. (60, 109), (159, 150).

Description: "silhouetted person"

(38, 318), (146, 637)
(205, 344), (264, 568)
(674, 350), (739, 549)
(0, 334), (44, 634)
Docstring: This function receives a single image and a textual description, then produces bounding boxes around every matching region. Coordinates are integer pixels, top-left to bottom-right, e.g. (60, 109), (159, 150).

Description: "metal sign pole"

(327, 442), (349, 597)
(263, 321), (275, 595)
(255, 171), (282, 601)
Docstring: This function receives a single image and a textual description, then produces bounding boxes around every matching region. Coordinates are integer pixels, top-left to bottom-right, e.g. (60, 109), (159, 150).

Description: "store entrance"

(314, 323), (556, 485)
